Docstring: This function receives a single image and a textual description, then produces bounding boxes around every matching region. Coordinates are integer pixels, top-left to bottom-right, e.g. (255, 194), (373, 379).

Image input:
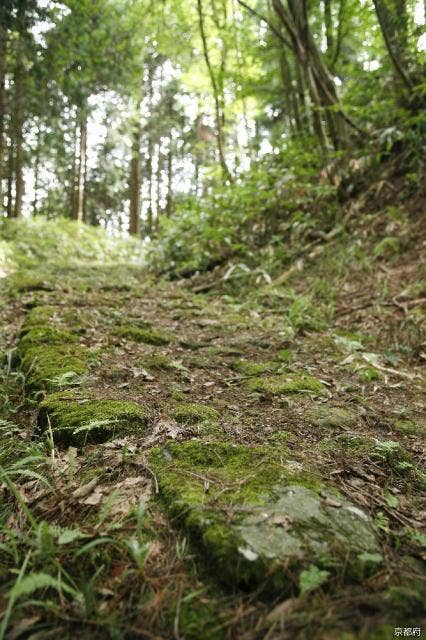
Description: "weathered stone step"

(149, 440), (382, 595)
(38, 391), (148, 446)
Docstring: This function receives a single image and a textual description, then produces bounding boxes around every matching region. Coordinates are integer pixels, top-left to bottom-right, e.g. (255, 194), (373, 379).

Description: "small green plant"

(298, 565), (330, 595)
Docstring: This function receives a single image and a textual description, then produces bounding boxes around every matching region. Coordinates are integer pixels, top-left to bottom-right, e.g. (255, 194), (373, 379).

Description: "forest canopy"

(0, 0), (424, 236)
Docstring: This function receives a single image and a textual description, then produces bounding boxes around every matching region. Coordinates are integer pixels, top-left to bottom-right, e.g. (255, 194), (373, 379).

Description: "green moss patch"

(144, 353), (175, 370)
(113, 324), (172, 345)
(38, 392), (148, 446)
(393, 419), (424, 436)
(18, 310), (88, 392)
(247, 373), (324, 395)
(306, 405), (358, 429)
(232, 359), (279, 376)
(149, 441), (381, 594)
(172, 403), (219, 425)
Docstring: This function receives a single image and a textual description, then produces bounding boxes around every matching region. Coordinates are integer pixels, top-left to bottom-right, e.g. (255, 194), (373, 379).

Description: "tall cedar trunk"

(82, 130), (88, 223)
(166, 141), (173, 216)
(13, 47), (25, 218)
(145, 64), (154, 236)
(197, 0), (233, 182)
(6, 141), (13, 217)
(0, 26), (7, 209)
(32, 126), (41, 215)
(156, 144), (162, 226)
(70, 117), (79, 215)
(129, 108), (142, 235)
(72, 111), (87, 221)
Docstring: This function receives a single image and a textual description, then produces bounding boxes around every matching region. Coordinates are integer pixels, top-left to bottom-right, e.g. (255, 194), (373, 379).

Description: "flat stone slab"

(38, 392), (147, 446)
(149, 441), (382, 594)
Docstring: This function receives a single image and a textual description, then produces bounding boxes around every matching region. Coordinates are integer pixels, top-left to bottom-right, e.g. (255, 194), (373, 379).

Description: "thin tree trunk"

(32, 126), (41, 215)
(324, 0), (333, 58)
(6, 142), (14, 218)
(166, 141), (173, 216)
(197, 0), (233, 182)
(70, 116), (78, 216)
(72, 111), (87, 221)
(0, 26), (7, 210)
(145, 64), (154, 236)
(129, 109), (142, 235)
(82, 130), (88, 223)
(13, 48), (25, 218)
(156, 143), (162, 224)
(77, 114), (87, 221)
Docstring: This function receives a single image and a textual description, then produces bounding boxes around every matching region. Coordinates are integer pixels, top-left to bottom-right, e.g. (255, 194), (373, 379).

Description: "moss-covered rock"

(176, 600), (224, 640)
(149, 441), (381, 594)
(144, 353), (175, 370)
(21, 344), (87, 391)
(18, 311), (87, 392)
(393, 419), (425, 436)
(18, 305), (56, 334)
(247, 373), (324, 395)
(38, 392), (148, 445)
(113, 324), (172, 345)
(232, 359), (279, 376)
(172, 403), (219, 425)
(20, 325), (79, 348)
(306, 405), (358, 429)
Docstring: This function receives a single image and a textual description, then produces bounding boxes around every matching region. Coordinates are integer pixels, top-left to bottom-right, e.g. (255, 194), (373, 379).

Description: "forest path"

(0, 255), (425, 639)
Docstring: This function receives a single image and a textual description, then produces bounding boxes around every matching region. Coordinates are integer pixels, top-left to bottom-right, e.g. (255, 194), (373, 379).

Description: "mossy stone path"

(1, 255), (425, 640)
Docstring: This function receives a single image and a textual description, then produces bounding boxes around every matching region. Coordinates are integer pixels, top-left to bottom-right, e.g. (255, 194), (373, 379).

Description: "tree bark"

(32, 126), (41, 215)
(0, 26), (7, 210)
(13, 47), (25, 218)
(6, 142), (13, 218)
(166, 141), (173, 216)
(129, 111), (142, 235)
(373, 0), (413, 92)
(72, 111), (87, 221)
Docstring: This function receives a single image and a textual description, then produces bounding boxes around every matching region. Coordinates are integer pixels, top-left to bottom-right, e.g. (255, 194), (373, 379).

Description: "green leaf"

(57, 528), (88, 545)
(385, 492), (398, 509)
(10, 572), (77, 599)
(298, 565), (330, 595)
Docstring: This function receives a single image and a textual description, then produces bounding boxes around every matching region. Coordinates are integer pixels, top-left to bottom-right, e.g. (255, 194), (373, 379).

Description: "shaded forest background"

(0, 0), (424, 241)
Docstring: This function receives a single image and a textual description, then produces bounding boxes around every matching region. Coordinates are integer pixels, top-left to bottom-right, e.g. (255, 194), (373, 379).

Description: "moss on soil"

(18, 311), (88, 391)
(247, 373), (325, 395)
(38, 391), (148, 446)
(232, 358), (279, 376)
(172, 403), (219, 425)
(113, 324), (172, 345)
(144, 353), (175, 370)
(306, 405), (358, 429)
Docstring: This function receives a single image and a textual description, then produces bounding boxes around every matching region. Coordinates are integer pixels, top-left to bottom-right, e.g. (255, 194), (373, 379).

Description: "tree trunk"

(0, 26), (7, 210)
(72, 111), (87, 222)
(145, 65), (154, 237)
(197, 0), (233, 182)
(166, 141), (173, 216)
(129, 113), (142, 235)
(272, 0), (349, 150)
(6, 142), (14, 218)
(32, 126), (41, 215)
(323, 0), (334, 59)
(13, 48), (25, 218)
(373, 0), (413, 92)
(156, 143), (162, 225)
(70, 117), (79, 216)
